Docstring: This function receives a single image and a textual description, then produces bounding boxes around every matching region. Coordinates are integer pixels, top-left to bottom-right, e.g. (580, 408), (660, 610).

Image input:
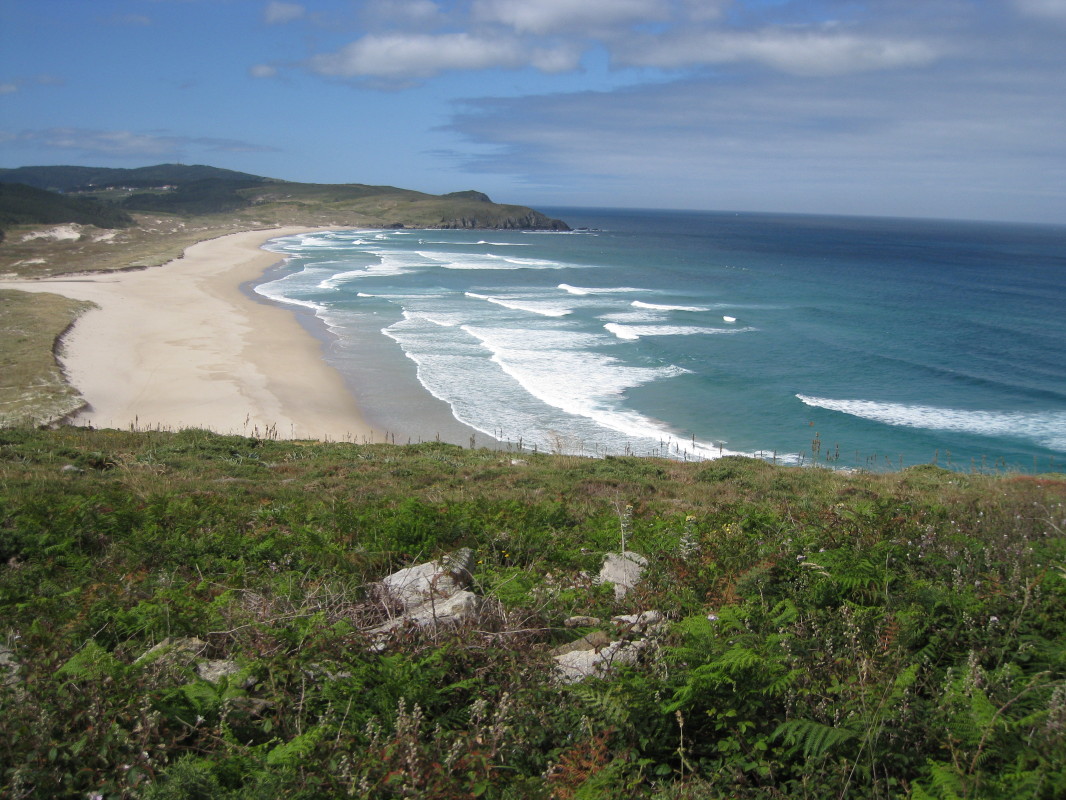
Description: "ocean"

(256, 209), (1066, 472)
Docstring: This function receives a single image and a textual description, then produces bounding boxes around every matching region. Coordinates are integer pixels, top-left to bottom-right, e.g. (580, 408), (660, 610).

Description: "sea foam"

(796, 395), (1066, 451)
(631, 300), (711, 312)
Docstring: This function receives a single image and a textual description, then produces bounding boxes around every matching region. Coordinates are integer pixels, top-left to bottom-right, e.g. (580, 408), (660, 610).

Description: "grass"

(1, 427), (1064, 798)
(0, 290), (94, 427)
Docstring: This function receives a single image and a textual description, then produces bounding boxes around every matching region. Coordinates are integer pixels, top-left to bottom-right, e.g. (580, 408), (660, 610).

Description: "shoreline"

(0, 227), (379, 442)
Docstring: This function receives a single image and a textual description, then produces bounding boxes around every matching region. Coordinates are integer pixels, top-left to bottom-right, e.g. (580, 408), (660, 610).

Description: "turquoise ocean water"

(258, 209), (1066, 471)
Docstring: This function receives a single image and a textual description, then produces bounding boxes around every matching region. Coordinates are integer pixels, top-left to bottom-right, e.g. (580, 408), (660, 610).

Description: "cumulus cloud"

(264, 1), (305, 25)
(309, 32), (531, 80)
(472, 0), (669, 35)
(615, 27), (943, 76)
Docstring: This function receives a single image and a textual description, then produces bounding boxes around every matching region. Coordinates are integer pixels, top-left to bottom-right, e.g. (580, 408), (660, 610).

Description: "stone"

(611, 610), (664, 632)
(135, 637), (208, 667)
(598, 551), (648, 600)
(196, 659), (242, 684)
(380, 548), (474, 611)
(553, 638), (648, 683)
(564, 615), (601, 628)
(368, 550), (483, 647)
(550, 630), (611, 658)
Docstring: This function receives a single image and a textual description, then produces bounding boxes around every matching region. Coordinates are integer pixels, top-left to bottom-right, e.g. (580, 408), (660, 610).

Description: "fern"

(571, 683), (632, 730)
(772, 718), (857, 761)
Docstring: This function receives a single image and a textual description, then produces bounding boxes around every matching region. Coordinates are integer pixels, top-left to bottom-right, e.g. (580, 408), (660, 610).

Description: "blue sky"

(2, 0), (1065, 223)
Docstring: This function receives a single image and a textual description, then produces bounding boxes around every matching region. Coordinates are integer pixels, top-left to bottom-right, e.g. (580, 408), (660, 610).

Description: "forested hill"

(0, 163), (570, 231)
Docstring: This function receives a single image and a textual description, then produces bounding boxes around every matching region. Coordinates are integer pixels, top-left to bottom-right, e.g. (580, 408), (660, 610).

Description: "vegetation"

(0, 162), (568, 423)
(0, 291), (93, 427)
(0, 163), (569, 232)
(0, 184), (134, 242)
(1, 427), (1064, 799)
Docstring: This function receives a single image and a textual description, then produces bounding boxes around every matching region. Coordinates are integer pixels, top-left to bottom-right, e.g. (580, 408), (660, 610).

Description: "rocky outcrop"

(550, 611), (665, 683)
(369, 549), (482, 643)
(434, 212), (570, 231)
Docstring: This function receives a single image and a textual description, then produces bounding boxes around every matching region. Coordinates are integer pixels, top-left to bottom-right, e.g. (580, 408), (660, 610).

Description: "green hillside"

(0, 163), (569, 230)
(0, 163), (267, 192)
(0, 183), (134, 242)
(1, 426), (1064, 798)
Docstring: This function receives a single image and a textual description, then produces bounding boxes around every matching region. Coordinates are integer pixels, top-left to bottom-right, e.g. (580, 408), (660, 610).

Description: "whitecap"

(796, 395), (1066, 451)
(632, 300), (710, 312)
(464, 292), (572, 317)
(558, 284), (645, 295)
(605, 323), (756, 340)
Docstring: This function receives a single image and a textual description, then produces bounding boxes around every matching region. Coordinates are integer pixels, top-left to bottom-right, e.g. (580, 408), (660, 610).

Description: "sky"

(1, 0), (1065, 224)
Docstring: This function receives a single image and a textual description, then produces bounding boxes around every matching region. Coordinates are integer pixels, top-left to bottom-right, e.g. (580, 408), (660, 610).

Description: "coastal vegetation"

(1, 426), (1064, 798)
(0, 163), (569, 240)
(0, 162), (569, 426)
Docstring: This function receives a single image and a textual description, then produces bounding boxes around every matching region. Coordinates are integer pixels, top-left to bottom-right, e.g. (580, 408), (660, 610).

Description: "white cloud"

(1014, 0), (1066, 20)
(264, 1), (305, 25)
(616, 27), (943, 76)
(0, 83), (17, 95)
(309, 32), (531, 80)
(12, 128), (276, 157)
(472, 0), (670, 35)
(250, 64), (278, 78)
(362, 0), (443, 26)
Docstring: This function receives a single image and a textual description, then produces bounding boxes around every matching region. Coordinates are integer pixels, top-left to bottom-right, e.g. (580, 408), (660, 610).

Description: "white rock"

(553, 639), (647, 683)
(380, 548), (474, 611)
(598, 552), (648, 600)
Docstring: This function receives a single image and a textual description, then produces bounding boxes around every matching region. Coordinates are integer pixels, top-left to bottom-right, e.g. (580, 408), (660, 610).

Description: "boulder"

(564, 615), (602, 629)
(550, 630), (611, 657)
(380, 548), (474, 611)
(598, 551), (648, 600)
(135, 637), (208, 667)
(553, 639), (648, 683)
(611, 610), (664, 632)
(196, 659), (242, 684)
(369, 549), (482, 645)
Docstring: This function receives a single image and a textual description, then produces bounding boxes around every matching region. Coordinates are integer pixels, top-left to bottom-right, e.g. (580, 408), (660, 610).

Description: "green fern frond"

(772, 718), (857, 761)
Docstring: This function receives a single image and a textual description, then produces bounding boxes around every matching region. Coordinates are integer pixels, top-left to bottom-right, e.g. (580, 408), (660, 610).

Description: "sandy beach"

(1, 227), (377, 442)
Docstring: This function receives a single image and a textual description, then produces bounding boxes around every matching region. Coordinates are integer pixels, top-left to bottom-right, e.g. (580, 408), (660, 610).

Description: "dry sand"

(1, 227), (377, 441)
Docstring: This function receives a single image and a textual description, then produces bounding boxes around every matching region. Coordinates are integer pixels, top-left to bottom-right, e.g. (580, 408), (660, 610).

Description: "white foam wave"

(253, 282), (325, 312)
(465, 292), (572, 317)
(558, 284), (644, 295)
(796, 395), (1066, 451)
(632, 300), (710, 312)
(605, 323), (756, 340)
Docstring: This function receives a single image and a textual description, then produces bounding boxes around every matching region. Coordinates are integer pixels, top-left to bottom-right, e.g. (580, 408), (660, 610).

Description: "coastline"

(0, 227), (377, 442)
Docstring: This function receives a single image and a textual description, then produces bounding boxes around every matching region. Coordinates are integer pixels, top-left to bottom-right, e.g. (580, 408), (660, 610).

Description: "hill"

(0, 426), (1064, 798)
(0, 163), (570, 231)
(0, 163), (267, 193)
(0, 183), (134, 243)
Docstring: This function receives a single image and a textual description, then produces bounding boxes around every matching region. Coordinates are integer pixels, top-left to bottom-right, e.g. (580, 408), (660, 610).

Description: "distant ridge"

(0, 163), (267, 192)
(0, 163), (570, 232)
